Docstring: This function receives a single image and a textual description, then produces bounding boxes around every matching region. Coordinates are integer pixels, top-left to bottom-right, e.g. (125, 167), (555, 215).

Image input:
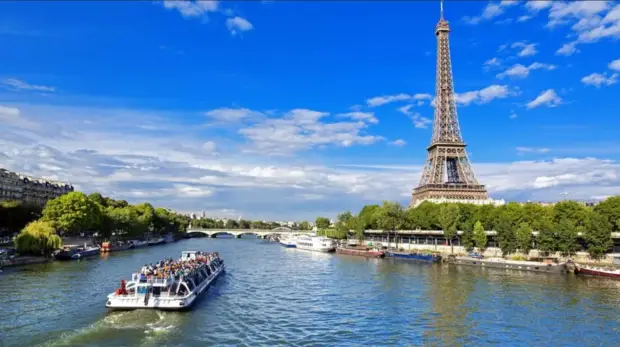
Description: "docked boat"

(147, 238), (166, 246)
(55, 245), (101, 260)
(279, 233), (298, 248)
(128, 240), (148, 248)
(105, 250), (225, 310)
(295, 234), (336, 253)
(575, 264), (620, 279)
(100, 241), (132, 253)
(448, 255), (568, 273)
(337, 246), (384, 258)
(386, 250), (442, 263)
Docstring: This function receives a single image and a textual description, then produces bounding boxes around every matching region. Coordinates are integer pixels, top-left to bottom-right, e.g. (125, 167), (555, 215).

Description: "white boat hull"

(105, 264), (225, 311)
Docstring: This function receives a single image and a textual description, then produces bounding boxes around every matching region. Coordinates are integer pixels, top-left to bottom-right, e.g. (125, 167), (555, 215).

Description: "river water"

(1, 237), (619, 346)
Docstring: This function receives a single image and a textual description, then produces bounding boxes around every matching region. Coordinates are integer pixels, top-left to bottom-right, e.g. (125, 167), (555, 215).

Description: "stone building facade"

(0, 168), (74, 206)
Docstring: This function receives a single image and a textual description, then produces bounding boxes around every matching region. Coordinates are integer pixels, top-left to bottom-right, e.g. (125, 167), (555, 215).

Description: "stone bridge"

(186, 227), (294, 239)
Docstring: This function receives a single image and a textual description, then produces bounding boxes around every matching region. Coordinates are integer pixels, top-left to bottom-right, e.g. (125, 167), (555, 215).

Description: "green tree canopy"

(315, 217), (330, 229)
(515, 222), (533, 254)
(14, 220), (62, 256)
(375, 201), (405, 231)
(473, 220), (487, 252)
(585, 212), (613, 259)
(42, 192), (101, 236)
(439, 204), (460, 253)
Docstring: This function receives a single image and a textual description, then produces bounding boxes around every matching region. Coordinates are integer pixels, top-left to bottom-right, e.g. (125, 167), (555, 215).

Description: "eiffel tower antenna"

(410, 1), (489, 207)
(440, 0), (444, 20)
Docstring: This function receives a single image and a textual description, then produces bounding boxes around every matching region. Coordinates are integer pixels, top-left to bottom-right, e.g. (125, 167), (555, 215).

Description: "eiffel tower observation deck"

(410, 1), (501, 208)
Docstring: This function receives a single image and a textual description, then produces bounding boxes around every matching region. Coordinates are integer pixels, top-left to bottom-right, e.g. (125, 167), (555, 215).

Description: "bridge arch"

(186, 229), (211, 237)
(271, 226), (292, 232)
(236, 232), (260, 238)
(211, 231), (235, 238)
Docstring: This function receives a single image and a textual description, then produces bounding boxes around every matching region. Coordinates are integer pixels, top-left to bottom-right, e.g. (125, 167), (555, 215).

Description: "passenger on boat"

(115, 280), (128, 295)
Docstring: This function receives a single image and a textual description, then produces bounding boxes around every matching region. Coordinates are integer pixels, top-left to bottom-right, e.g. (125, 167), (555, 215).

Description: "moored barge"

(386, 250), (442, 263)
(105, 251), (225, 310)
(449, 256), (568, 273)
(575, 265), (620, 279)
(336, 246), (385, 258)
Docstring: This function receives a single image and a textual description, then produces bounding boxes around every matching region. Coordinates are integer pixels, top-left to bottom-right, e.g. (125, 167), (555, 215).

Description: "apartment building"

(0, 168), (74, 206)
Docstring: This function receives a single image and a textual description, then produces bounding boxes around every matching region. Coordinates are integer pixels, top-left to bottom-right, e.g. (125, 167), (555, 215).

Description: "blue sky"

(1, 0), (619, 220)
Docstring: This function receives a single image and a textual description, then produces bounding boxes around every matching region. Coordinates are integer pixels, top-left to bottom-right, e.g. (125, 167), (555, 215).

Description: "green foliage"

(515, 222), (533, 254)
(315, 217), (330, 229)
(14, 220), (62, 256)
(496, 216), (517, 256)
(375, 201), (406, 231)
(439, 204), (460, 253)
(585, 212), (613, 259)
(554, 219), (581, 257)
(358, 204), (380, 229)
(335, 211), (353, 233)
(473, 220), (487, 251)
(316, 228), (347, 239)
(42, 192), (102, 235)
(299, 221), (310, 230)
(593, 196), (620, 232)
(461, 227), (474, 253)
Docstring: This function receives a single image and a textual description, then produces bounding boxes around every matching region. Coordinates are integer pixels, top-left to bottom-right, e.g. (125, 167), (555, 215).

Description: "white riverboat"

(279, 233), (299, 248)
(295, 234), (336, 253)
(105, 251), (225, 310)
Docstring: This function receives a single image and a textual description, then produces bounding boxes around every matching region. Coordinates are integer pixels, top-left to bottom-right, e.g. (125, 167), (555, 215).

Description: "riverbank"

(1, 255), (50, 268)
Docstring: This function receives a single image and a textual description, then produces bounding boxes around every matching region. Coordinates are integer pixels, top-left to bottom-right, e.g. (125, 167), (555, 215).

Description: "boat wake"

(40, 310), (183, 347)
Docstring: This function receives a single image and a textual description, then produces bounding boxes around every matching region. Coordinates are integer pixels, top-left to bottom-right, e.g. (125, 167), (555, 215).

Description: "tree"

(461, 227), (474, 253)
(585, 212), (613, 259)
(594, 196), (620, 232)
(315, 217), (330, 229)
(358, 205), (380, 229)
(496, 216), (517, 256)
(347, 216), (365, 244)
(375, 201), (406, 231)
(299, 221), (310, 230)
(336, 211), (353, 233)
(536, 219), (557, 256)
(87, 192), (106, 207)
(42, 192), (102, 235)
(14, 220), (62, 256)
(473, 220), (487, 253)
(225, 219), (239, 229)
(515, 222), (533, 255)
(439, 204), (460, 253)
(555, 219), (580, 257)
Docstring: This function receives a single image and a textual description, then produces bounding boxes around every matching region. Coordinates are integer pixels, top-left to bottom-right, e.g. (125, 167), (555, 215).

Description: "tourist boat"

(448, 255), (568, 273)
(575, 264), (620, 279)
(55, 245), (101, 260)
(279, 233), (298, 248)
(100, 241), (132, 253)
(386, 250), (442, 263)
(147, 238), (166, 246)
(295, 234), (336, 253)
(105, 250), (225, 310)
(128, 240), (148, 248)
(337, 246), (385, 258)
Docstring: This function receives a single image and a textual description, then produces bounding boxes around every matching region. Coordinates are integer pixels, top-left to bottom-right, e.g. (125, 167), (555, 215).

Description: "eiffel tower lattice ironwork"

(410, 1), (488, 207)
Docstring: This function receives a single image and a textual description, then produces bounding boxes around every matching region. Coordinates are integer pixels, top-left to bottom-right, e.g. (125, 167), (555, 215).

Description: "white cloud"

(451, 85), (513, 106)
(497, 62), (556, 79)
(511, 41), (538, 57)
(204, 107), (263, 122)
(526, 89), (562, 109)
(609, 59), (620, 71)
(226, 16), (254, 36)
(516, 147), (551, 155)
(389, 139), (407, 147)
(556, 42), (579, 56)
(483, 57), (501, 70)
(2, 78), (56, 92)
(509, 112), (518, 119)
(463, 3), (506, 25)
(161, 0), (218, 18)
(500, 0), (519, 7)
(4, 102), (620, 220)
(397, 105), (432, 129)
(581, 72), (618, 87)
(517, 15), (533, 22)
(525, 0), (553, 12)
(338, 112), (378, 124)
(366, 93), (431, 107)
(238, 108), (383, 154)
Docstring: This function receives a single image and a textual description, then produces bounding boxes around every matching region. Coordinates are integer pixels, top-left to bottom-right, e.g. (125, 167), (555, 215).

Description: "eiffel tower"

(410, 1), (489, 207)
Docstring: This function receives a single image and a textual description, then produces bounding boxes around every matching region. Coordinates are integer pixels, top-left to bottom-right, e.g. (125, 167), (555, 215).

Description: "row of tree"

(317, 196), (620, 259)
(6, 191), (192, 256)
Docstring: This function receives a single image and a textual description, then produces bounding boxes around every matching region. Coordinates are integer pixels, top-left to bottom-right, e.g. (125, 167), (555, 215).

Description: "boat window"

(178, 283), (189, 296)
(152, 286), (161, 297)
(205, 267), (212, 276)
(186, 280), (195, 291)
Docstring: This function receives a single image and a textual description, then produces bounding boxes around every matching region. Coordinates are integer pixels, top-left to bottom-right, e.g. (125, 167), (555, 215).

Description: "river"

(1, 237), (619, 346)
